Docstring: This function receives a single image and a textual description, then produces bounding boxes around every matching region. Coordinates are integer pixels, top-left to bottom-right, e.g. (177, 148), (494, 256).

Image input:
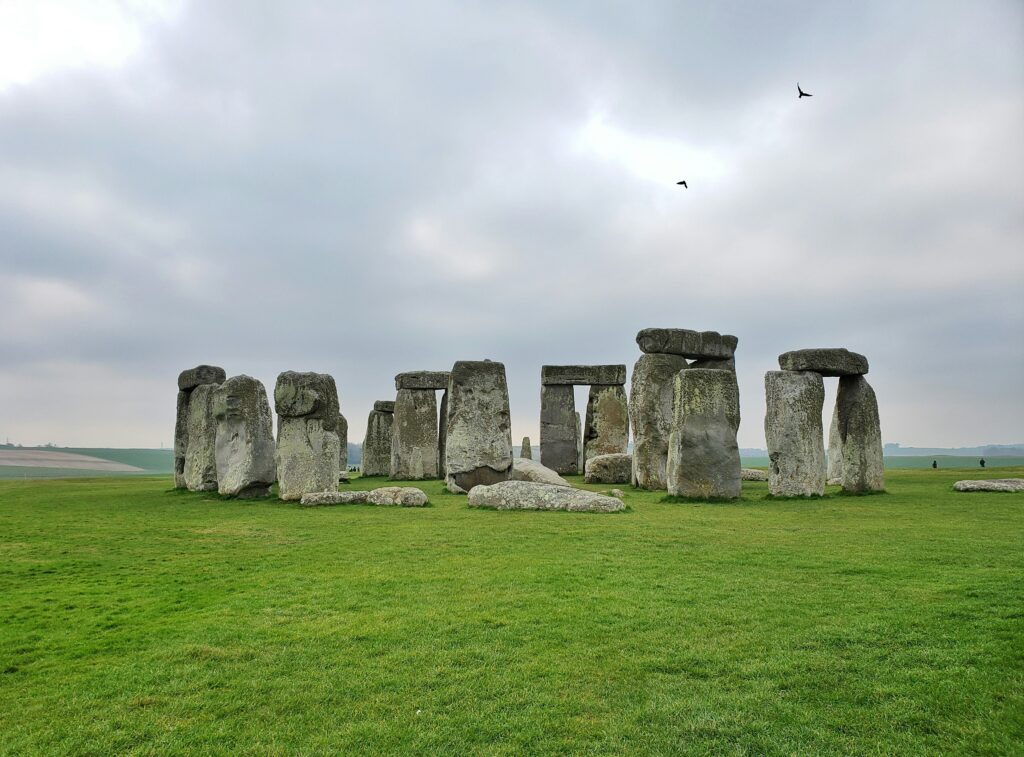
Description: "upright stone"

(827, 403), (843, 484)
(338, 411), (349, 475)
(836, 376), (885, 493)
(520, 437), (532, 460)
(667, 369), (741, 499)
(764, 370), (826, 497)
(174, 364), (226, 489)
(444, 361), (513, 493)
(540, 384), (578, 474)
(584, 384), (629, 461)
(575, 411), (584, 474)
(438, 389), (449, 478)
(630, 353), (688, 489)
(212, 375), (276, 498)
(391, 388), (439, 480)
(274, 371), (341, 500)
(362, 403), (394, 477)
(183, 383), (219, 491)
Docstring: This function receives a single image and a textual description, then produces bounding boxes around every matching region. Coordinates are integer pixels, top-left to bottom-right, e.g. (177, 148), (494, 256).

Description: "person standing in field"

(932, 460), (938, 469)
(980, 459), (986, 468)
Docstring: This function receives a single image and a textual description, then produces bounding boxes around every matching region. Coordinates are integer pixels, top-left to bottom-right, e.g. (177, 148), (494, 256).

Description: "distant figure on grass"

(980, 459), (986, 468)
(932, 460), (937, 469)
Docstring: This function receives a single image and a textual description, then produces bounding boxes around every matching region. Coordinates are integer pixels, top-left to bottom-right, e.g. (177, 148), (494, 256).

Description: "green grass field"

(1, 468), (1022, 755)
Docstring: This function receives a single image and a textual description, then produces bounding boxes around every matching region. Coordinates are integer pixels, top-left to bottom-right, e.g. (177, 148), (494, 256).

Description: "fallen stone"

(394, 371), (450, 390)
(584, 384), (629, 461)
(468, 480), (625, 512)
(541, 364), (626, 386)
(636, 329), (737, 360)
(300, 490), (369, 506)
(630, 353), (688, 489)
(520, 436), (532, 460)
(511, 457), (572, 487)
(609, 489), (625, 499)
(778, 348), (869, 377)
(178, 365), (227, 392)
(444, 361), (513, 493)
(183, 383), (220, 491)
(366, 486), (429, 507)
(373, 400), (395, 413)
(835, 376), (885, 493)
(953, 479), (1024, 493)
(212, 375), (276, 498)
(391, 388), (439, 480)
(539, 384), (578, 475)
(585, 453), (633, 484)
(741, 468), (768, 481)
(361, 406), (394, 476)
(765, 370), (826, 497)
(667, 369), (741, 499)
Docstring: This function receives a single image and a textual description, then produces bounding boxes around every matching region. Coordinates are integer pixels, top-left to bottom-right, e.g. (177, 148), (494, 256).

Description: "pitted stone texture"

(438, 389), (449, 478)
(391, 388), (439, 480)
(953, 479), (1024, 493)
(511, 457), (571, 487)
(338, 411), (349, 475)
(630, 353), (688, 490)
(276, 420), (340, 501)
(584, 453), (633, 484)
(636, 329), (737, 360)
(741, 468), (768, 482)
(836, 376), (884, 493)
(212, 375), (275, 498)
(394, 371), (450, 390)
(667, 369), (741, 499)
(362, 408), (394, 476)
(764, 371), (826, 497)
(520, 437), (532, 460)
(576, 411), (584, 475)
(468, 480), (625, 512)
(778, 348), (868, 377)
(366, 486), (429, 507)
(300, 490), (369, 506)
(178, 365), (227, 392)
(374, 400), (395, 413)
(541, 364), (626, 386)
(183, 384), (219, 492)
(689, 356), (735, 371)
(274, 371), (340, 429)
(444, 361), (513, 493)
(827, 403), (843, 484)
(540, 384), (578, 475)
(584, 384), (629, 461)
(174, 390), (189, 488)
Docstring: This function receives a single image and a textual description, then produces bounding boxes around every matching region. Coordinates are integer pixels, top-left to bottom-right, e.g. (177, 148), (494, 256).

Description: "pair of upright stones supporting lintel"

(390, 371), (450, 480)
(539, 364), (628, 475)
(765, 348), (884, 495)
(629, 328), (741, 496)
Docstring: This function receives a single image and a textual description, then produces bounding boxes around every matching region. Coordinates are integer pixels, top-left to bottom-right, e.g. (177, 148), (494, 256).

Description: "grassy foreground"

(1, 468), (1021, 755)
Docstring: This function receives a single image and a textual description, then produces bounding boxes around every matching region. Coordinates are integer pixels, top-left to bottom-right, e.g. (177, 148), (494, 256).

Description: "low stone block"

(366, 486), (429, 507)
(394, 371), (450, 390)
(511, 457), (571, 487)
(374, 400), (395, 413)
(741, 468), (768, 481)
(178, 365), (227, 392)
(468, 480), (625, 512)
(584, 453), (633, 484)
(636, 329), (737, 359)
(778, 348), (869, 376)
(300, 490), (369, 506)
(541, 364), (626, 386)
(953, 479), (1024, 492)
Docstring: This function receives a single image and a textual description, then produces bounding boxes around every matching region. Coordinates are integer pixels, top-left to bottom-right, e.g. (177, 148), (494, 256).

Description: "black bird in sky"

(797, 83), (812, 98)
(676, 180), (688, 188)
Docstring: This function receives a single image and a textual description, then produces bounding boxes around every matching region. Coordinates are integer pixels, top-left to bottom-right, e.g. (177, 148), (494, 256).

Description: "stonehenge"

(468, 480), (625, 512)
(174, 364), (226, 489)
(636, 329), (737, 360)
(361, 401), (394, 476)
(520, 436), (532, 459)
(444, 360), (513, 493)
(835, 376), (885, 493)
(511, 458), (571, 487)
(584, 384), (629, 461)
(584, 453), (632, 484)
(539, 385), (578, 474)
(391, 370), (448, 480)
(212, 375), (276, 498)
(274, 371), (341, 501)
(183, 383), (220, 491)
(764, 370), (826, 497)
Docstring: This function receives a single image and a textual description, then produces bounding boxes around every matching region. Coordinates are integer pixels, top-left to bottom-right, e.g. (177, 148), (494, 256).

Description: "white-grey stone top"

(778, 348), (869, 376)
(541, 365), (627, 386)
(953, 479), (1024, 492)
(635, 328), (737, 359)
(373, 400), (396, 413)
(394, 371), (451, 390)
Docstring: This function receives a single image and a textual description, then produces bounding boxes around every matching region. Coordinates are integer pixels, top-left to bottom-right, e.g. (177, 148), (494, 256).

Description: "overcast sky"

(1, 0), (1022, 450)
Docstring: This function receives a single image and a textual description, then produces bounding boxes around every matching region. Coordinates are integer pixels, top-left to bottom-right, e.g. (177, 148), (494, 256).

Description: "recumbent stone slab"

(953, 479), (1024, 493)
(468, 480), (625, 512)
(778, 348), (868, 377)
(636, 329), (737, 360)
(511, 458), (571, 487)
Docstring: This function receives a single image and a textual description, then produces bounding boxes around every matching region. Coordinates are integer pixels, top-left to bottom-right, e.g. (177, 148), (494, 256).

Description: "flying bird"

(797, 83), (812, 98)
(676, 180), (688, 188)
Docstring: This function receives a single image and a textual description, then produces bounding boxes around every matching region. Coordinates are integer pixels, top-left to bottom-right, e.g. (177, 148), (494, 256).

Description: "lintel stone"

(541, 364), (626, 386)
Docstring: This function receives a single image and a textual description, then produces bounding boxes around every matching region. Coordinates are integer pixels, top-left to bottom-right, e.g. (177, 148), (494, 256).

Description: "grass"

(1, 467), (1022, 755)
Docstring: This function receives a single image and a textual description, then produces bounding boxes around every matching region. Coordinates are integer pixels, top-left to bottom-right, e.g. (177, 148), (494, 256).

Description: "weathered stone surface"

(274, 371), (340, 428)
(468, 480), (625, 512)
(764, 371), (826, 497)
(576, 411), (584, 475)
(584, 384), (629, 461)
(362, 408), (394, 476)
(178, 365), (226, 392)
(212, 375), (275, 498)
(741, 468), (768, 481)
(183, 384), (219, 491)
(276, 420), (340, 500)
(827, 402), (843, 484)
(390, 388), (439, 480)
(541, 365), (626, 386)
(584, 453), (633, 484)
(835, 376), (885, 493)
(338, 411), (349, 475)
(520, 436), (532, 460)
(174, 390), (189, 488)
(689, 356), (735, 371)
(953, 479), (1024, 492)
(300, 490), (369, 506)
(366, 486), (429, 507)
(667, 369), (741, 499)
(438, 389), (449, 478)
(540, 384), (578, 474)
(511, 457), (571, 487)
(636, 329), (737, 360)
(444, 361), (513, 493)
(374, 400), (395, 413)
(394, 371), (450, 390)
(630, 353), (688, 489)
(778, 348), (868, 377)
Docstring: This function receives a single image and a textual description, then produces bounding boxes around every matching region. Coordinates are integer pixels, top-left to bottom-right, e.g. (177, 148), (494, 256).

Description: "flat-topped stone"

(541, 365), (626, 386)
(178, 365), (226, 391)
(636, 329), (737, 359)
(584, 453), (633, 484)
(394, 371), (450, 390)
(468, 480), (625, 512)
(374, 400), (395, 413)
(953, 479), (1024, 493)
(778, 348), (868, 376)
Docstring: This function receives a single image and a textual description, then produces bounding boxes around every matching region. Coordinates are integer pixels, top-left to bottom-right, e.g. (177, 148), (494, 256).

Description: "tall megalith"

(391, 388), (439, 480)
(213, 375), (276, 498)
(630, 353), (688, 489)
(539, 384), (578, 475)
(274, 371), (341, 500)
(362, 401), (394, 477)
(764, 370), (826, 497)
(835, 376), (885, 493)
(174, 365), (225, 489)
(444, 360), (513, 493)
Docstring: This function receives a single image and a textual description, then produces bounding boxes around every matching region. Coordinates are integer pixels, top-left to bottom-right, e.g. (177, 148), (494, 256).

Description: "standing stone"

(835, 375), (885, 493)
(764, 370), (826, 497)
(183, 383), (219, 491)
(540, 384), (578, 475)
(391, 388), (439, 480)
(444, 361), (513, 493)
(827, 403), (843, 485)
(438, 389), (449, 478)
(274, 371), (341, 501)
(576, 411), (584, 474)
(174, 364), (226, 488)
(338, 411), (349, 475)
(584, 384), (629, 461)
(667, 369), (741, 499)
(212, 375), (276, 498)
(362, 403), (394, 477)
(630, 353), (688, 489)
(520, 436), (532, 460)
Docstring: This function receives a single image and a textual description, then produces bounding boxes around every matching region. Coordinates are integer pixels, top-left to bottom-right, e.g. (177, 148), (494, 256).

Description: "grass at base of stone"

(660, 494), (756, 504)
(1, 467), (1022, 755)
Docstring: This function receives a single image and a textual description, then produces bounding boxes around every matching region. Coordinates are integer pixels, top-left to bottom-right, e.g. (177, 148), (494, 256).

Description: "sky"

(1, 0), (1022, 450)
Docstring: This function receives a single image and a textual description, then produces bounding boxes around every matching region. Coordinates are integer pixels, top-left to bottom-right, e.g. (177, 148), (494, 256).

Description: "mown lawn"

(0, 468), (1021, 755)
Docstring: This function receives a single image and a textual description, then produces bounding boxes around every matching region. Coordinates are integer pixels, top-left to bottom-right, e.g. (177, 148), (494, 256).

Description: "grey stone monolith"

(212, 375), (276, 498)
(438, 389), (448, 478)
(274, 371), (341, 500)
(576, 411), (584, 474)
(636, 329), (737, 360)
(391, 388), (439, 480)
(338, 411), (349, 476)
(667, 368), (741, 499)
(835, 375), (885, 493)
(540, 384), (578, 474)
(630, 353), (688, 489)
(764, 370), (826, 497)
(362, 403), (394, 477)
(174, 364), (226, 488)
(444, 361), (513, 493)
(183, 383), (220, 491)
(827, 403), (843, 484)
(584, 384), (629, 461)
(778, 348), (868, 377)
(520, 436), (532, 459)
